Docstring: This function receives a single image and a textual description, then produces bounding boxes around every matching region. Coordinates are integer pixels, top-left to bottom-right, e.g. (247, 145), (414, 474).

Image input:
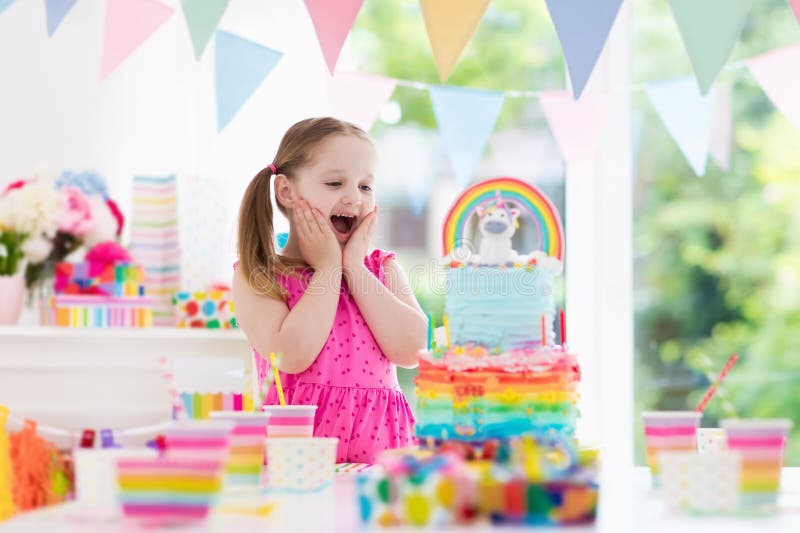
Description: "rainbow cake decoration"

(416, 177), (580, 443)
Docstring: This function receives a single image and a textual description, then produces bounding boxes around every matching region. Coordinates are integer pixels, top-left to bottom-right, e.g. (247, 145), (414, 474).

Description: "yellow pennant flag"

(420, 0), (490, 82)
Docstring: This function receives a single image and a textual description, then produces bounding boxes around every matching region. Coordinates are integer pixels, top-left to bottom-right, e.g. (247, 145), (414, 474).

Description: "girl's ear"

(273, 174), (295, 209)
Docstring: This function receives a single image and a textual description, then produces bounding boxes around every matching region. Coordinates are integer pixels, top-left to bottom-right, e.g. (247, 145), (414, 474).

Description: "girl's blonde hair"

(237, 117), (369, 299)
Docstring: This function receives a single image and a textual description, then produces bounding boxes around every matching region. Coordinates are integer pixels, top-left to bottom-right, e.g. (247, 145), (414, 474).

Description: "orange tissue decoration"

(8, 420), (67, 512)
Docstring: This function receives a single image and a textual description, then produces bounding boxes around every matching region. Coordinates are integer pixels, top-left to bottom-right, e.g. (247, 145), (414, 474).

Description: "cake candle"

(443, 314), (451, 349)
(560, 309), (567, 347)
(541, 315), (546, 346)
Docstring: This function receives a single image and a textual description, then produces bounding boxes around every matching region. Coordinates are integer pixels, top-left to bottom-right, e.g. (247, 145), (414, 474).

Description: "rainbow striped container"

(262, 405), (317, 438)
(54, 295), (154, 328)
(163, 420), (234, 462)
(116, 457), (225, 525)
(721, 418), (793, 511)
(642, 411), (702, 487)
(209, 412), (269, 486)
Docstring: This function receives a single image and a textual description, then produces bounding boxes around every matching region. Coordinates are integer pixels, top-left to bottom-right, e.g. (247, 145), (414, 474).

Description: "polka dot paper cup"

(659, 450), (741, 515)
(697, 428), (728, 454)
(642, 411), (702, 487)
(265, 437), (338, 492)
(262, 405), (317, 438)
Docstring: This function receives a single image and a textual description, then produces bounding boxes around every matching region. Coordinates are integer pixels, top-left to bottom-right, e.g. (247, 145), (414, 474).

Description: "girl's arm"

(233, 198), (342, 374)
(343, 207), (427, 368)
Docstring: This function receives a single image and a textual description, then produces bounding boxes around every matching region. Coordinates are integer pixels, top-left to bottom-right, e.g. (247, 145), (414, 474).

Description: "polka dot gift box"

(173, 289), (236, 329)
(265, 437), (338, 492)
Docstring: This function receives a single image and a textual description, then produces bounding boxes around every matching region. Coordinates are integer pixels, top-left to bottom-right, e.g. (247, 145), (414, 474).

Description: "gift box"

(55, 261), (146, 298)
(172, 290), (236, 329)
(53, 295), (153, 328)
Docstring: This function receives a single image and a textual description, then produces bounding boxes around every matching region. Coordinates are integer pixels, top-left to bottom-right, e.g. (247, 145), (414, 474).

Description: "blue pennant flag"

(645, 76), (714, 177)
(46, 0), (77, 37)
(429, 85), (504, 188)
(215, 31), (283, 132)
(0, 0), (16, 14)
(545, 0), (623, 99)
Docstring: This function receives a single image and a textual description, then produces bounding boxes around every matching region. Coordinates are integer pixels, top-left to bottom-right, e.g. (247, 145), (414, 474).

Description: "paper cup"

(163, 420), (233, 461)
(697, 428), (727, 454)
(209, 411), (269, 486)
(659, 451), (741, 514)
(74, 448), (157, 508)
(262, 405), (317, 438)
(642, 411), (702, 487)
(721, 418), (793, 512)
(265, 437), (337, 492)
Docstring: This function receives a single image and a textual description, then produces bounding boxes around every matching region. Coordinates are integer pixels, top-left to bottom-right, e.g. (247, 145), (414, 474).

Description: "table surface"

(2, 468), (799, 533)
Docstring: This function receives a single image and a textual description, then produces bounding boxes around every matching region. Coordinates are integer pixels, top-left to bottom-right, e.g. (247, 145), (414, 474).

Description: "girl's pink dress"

(249, 249), (416, 463)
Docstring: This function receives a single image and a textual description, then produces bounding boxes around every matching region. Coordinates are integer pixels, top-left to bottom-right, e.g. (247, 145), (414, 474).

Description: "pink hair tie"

(268, 163), (277, 175)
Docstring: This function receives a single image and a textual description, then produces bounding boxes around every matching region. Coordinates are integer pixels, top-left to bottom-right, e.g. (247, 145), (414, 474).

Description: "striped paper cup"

(163, 420), (233, 462)
(209, 411), (269, 486)
(116, 457), (225, 525)
(265, 437), (338, 492)
(721, 418), (793, 512)
(642, 411), (702, 487)
(262, 405), (317, 438)
(74, 448), (157, 508)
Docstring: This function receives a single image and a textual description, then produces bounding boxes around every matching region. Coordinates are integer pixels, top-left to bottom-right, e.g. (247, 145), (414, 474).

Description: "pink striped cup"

(262, 405), (317, 438)
(163, 420), (233, 462)
(642, 411), (702, 487)
(209, 411), (269, 486)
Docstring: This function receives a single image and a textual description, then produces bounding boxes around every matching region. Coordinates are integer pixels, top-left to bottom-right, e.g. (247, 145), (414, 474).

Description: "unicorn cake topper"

(474, 191), (521, 265)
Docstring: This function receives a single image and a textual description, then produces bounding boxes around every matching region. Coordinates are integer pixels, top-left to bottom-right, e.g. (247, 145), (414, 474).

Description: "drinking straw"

(443, 315), (451, 349)
(559, 309), (567, 346)
(269, 352), (286, 406)
(541, 315), (546, 346)
(695, 353), (739, 413)
(157, 356), (185, 420)
(427, 313), (433, 350)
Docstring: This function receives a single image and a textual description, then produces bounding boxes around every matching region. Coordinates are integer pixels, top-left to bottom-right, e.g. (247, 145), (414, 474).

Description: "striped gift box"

(54, 295), (154, 328)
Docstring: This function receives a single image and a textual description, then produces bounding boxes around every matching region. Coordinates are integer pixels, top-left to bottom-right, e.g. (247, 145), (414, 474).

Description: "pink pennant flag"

(327, 72), (397, 132)
(539, 91), (610, 166)
(790, 0), (800, 24)
(710, 84), (732, 171)
(304, 0), (364, 75)
(747, 44), (800, 130)
(100, 0), (174, 80)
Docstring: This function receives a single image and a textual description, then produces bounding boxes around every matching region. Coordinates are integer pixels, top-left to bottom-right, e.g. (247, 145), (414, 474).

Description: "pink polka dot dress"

(253, 249), (416, 463)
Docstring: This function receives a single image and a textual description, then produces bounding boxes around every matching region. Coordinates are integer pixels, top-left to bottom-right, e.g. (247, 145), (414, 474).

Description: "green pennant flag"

(668, 0), (751, 95)
(182, 0), (229, 60)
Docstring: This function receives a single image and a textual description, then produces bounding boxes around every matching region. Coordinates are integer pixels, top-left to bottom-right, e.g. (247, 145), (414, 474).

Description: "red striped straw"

(157, 356), (186, 420)
(695, 353), (739, 413)
(559, 309), (567, 347)
(541, 315), (546, 346)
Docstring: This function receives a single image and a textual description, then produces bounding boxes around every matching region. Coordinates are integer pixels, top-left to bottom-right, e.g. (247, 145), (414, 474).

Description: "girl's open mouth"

(330, 214), (356, 235)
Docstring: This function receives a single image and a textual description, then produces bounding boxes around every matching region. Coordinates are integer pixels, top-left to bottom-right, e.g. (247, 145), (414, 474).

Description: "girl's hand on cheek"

(343, 206), (377, 275)
(295, 198), (342, 272)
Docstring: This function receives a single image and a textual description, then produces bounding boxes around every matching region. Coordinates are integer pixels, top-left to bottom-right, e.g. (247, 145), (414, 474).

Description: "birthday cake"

(416, 177), (581, 443)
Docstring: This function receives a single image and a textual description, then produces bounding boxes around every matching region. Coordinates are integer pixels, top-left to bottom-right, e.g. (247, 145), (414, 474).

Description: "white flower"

(0, 181), (59, 236)
(22, 234), (54, 263)
(83, 196), (118, 247)
(0, 243), (6, 259)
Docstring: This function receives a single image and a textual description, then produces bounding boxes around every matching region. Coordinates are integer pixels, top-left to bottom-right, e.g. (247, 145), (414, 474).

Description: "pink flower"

(106, 198), (124, 236)
(1, 179), (29, 196)
(57, 186), (93, 237)
(85, 241), (132, 270)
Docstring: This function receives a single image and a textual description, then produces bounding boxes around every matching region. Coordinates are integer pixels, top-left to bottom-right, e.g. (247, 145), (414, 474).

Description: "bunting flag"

(420, 0), (490, 82)
(790, 0), (800, 24)
(544, 0), (623, 100)
(747, 44), (800, 130)
(304, 0), (364, 75)
(215, 30), (283, 132)
(645, 76), (714, 177)
(539, 91), (610, 167)
(45, 0), (77, 37)
(327, 72), (397, 132)
(429, 85), (504, 187)
(710, 84), (732, 171)
(100, 0), (175, 80)
(181, 0), (229, 60)
(0, 0), (14, 14)
(668, 0), (751, 95)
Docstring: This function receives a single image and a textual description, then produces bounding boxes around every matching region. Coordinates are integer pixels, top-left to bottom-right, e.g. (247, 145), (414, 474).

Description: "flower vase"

(0, 272), (25, 325)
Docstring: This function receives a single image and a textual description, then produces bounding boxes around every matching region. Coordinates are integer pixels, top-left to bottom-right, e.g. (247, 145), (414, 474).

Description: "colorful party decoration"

(442, 177), (564, 260)
(181, 0), (229, 60)
(544, 0), (624, 99)
(99, 0), (175, 80)
(791, 0), (800, 24)
(420, 0), (489, 82)
(747, 44), (800, 130)
(304, 0), (364, 75)
(645, 76), (714, 176)
(215, 30), (283, 131)
(539, 90), (610, 166)
(429, 85), (504, 188)
(0, 406), (12, 522)
(172, 289), (236, 329)
(710, 84), (732, 171)
(45, 0), (77, 37)
(667, 0), (751, 95)
(327, 71), (397, 132)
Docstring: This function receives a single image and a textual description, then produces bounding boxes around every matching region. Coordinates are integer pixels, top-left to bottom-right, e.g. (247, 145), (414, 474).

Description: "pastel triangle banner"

(544, 0), (623, 100)
(667, 0), (751, 95)
(100, 0), (174, 80)
(0, 0), (15, 14)
(539, 91), (610, 166)
(215, 30), (283, 132)
(304, 0), (364, 75)
(429, 85), (504, 187)
(181, 0), (229, 60)
(420, 0), (489, 82)
(327, 72), (397, 132)
(645, 76), (714, 177)
(790, 0), (800, 24)
(46, 0), (78, 37)
(747, 44), (800, 130)
(710, 84), (732, 171)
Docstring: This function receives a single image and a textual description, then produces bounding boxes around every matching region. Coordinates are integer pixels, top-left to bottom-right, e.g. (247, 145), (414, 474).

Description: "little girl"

(232, 117), (426, 463)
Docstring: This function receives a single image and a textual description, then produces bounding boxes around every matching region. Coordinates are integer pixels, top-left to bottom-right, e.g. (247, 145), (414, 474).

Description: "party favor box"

(172, 290), (236, 329)
(55, 261), (146, 298)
